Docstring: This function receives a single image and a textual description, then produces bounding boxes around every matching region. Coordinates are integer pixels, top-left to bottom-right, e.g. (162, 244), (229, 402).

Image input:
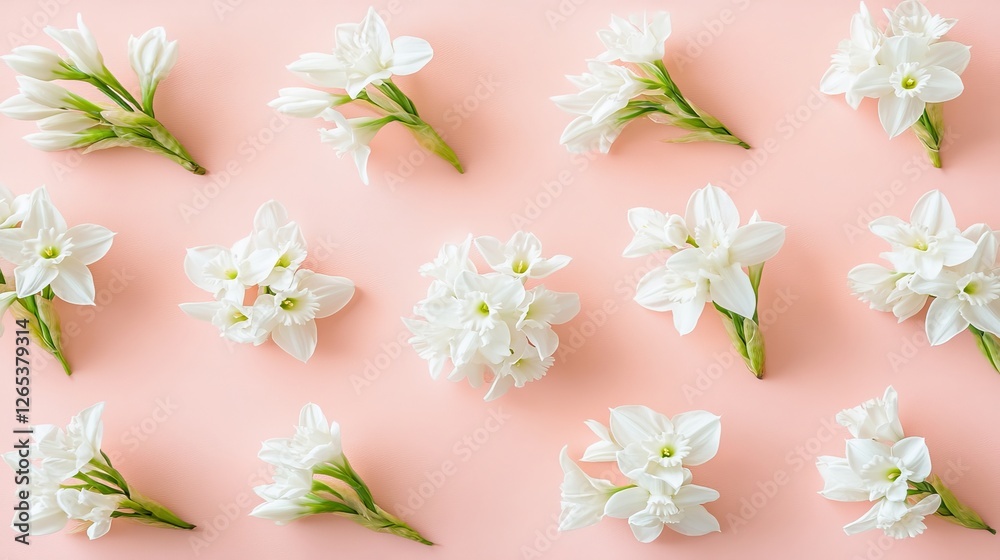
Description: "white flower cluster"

(820, 0), (970, 165)
(0, 14), (205, 173)
(559, 405), (722, 543)
(818, 387), (993, 538)
(250, 403), (433, 544)
(180, 201), (355, 363)
(849, 190), (1000, 372)
(270, 7), (461, 184)
(552, 12), (748, 154)
(0, 185), (114, 373)
(3, 403), (194, 540)
(404, 232), (580, 401)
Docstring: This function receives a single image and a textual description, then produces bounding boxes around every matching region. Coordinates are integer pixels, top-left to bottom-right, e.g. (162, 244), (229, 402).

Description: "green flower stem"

(969, 326), (1000, 374)
(313, 456), (434, 546)
(911, 104), (943, 168)
(715, 300), (766, 379)
(78, 454), (195, 530)
(84, 77), (135, 112)
(909, 477), (995, 535)
(15, 294), (71, 375)
(645, 60), (750, 149)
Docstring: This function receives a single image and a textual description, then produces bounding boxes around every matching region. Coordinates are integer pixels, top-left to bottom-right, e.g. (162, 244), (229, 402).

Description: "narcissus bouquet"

(3, 403), (195, 540)
(404, 232), (580, 401)
(820, 0), (970, 167)
(559, 405), (722, 543)
(270, 6), (462, 184)
(180, 201), (355, 362)
(0, 15), (205, 174)
(817, 386), (994, 538)
(0, 186), (114, 375)
(250, 403), (433, 545)
(848, 190), (1000, 374)
(552, 11), (749, 154)
(624, 184), (786, 378)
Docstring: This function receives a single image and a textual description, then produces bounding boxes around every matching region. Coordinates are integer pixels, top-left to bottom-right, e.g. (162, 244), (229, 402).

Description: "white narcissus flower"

(550, 61), (646, 124)
(558, 110), (630, 154)
(515, 286), (580, 358)
(836, 386), (905, 442)
(36, 111), (99, 133)
(0, 187), (115, 305)
(44, 14), (106, 77)
(884, 0), (956, 41)
(257, 269), (355, 362)
(596, 12), (672, 64)
(847, 264), (928, 321)
(623, 207), (691, 257)
(820, 2), (883, 109)
(287, 7), (433, 98)
(268, 87), (341, 119)
(844, 494), (942, 539)
(55, 488), (122, 540)
(846, 437), (931, 502)
(258, 403), (344, 470)
(318, 111), (385, 185)
(604, 472), (720, 542)
(33, 402), (105, 479)
(418, 235), (475, 285)
(0, 184), (29, 228)
(632, 184), (786, 331)
(0, 94), (65, 121)
(254, 465), (313, 502)
(23, 129), (113, 152)
(128, 27), (179, 101)
(182, 244), (276, 302)
(558, 446), (617, 531)
(853, 36), (970, 138)
(817, 456), (870, 502)
(869, 190), (976, 279)
(1, 45), (79, 81)
(0, 458), (67, 535)
(909, 226), (1000, 345)
(583, 406), (721, 490)
(16, 76), (93, 112)
(475, 232), (571, 280)
(247, 200), (309, 290)
(178, 297), (275, 346)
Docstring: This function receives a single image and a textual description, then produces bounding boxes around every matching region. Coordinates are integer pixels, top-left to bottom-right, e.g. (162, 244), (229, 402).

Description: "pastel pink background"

(2, 0), (999, 558)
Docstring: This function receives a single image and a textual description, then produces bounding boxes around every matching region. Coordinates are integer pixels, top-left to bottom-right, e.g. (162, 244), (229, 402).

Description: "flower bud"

(742, 317), (765, 378)
(928, 474), (996, 534)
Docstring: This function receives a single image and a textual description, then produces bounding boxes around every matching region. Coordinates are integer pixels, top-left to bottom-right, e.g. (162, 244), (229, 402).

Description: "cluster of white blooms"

(818, 387), (993, 538)
(559, 405), (722, 543)
(180, 201), (355, 363)
(552, 11), (748, 154)
(0, 185), (114, 374)
(820, 0), (970, 166)
(849, 190), (1000, 372)
(404, 232), (580, 401)
(3, 403), (194, 540)
(625, 184), (786, 378)
(0, 15), (204, 173)
(270, 7), (461, 184)
(250, 403), (433, 545)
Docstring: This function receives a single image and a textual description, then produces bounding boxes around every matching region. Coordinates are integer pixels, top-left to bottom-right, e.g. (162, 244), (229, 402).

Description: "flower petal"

(709, 264), (756, 319)
(389, 36), (433, 75)
(14, 262), (58, 298)
(925, 295), (967, 346)
(846, 438), (890, 474)
(843, 501), (881, 535)
(962, 302), (1000, 339)
(299, 272), (355, 318)
(878, 94), (924, 139)
(925, 41), (971, 75)
(609, 405), (671, 448)
(852, 65), (893, 98)
(671, 411), (721, 465)
(603, 486), (648, 519)
(685, 184), (740, 234)
(919, 67), (963, 103)
(665, 504), (720, 536)
(272, 321), (318, 362)
(65, 224), (114, 265)
(728, 221), (786, 266)
(909, 190), (956, 234)
(49, 258), (96, 305)
(892, 437), (931, 481)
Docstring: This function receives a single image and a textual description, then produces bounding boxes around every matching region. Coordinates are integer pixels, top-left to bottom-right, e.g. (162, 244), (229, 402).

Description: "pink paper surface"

(2, 0), (999, 558)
